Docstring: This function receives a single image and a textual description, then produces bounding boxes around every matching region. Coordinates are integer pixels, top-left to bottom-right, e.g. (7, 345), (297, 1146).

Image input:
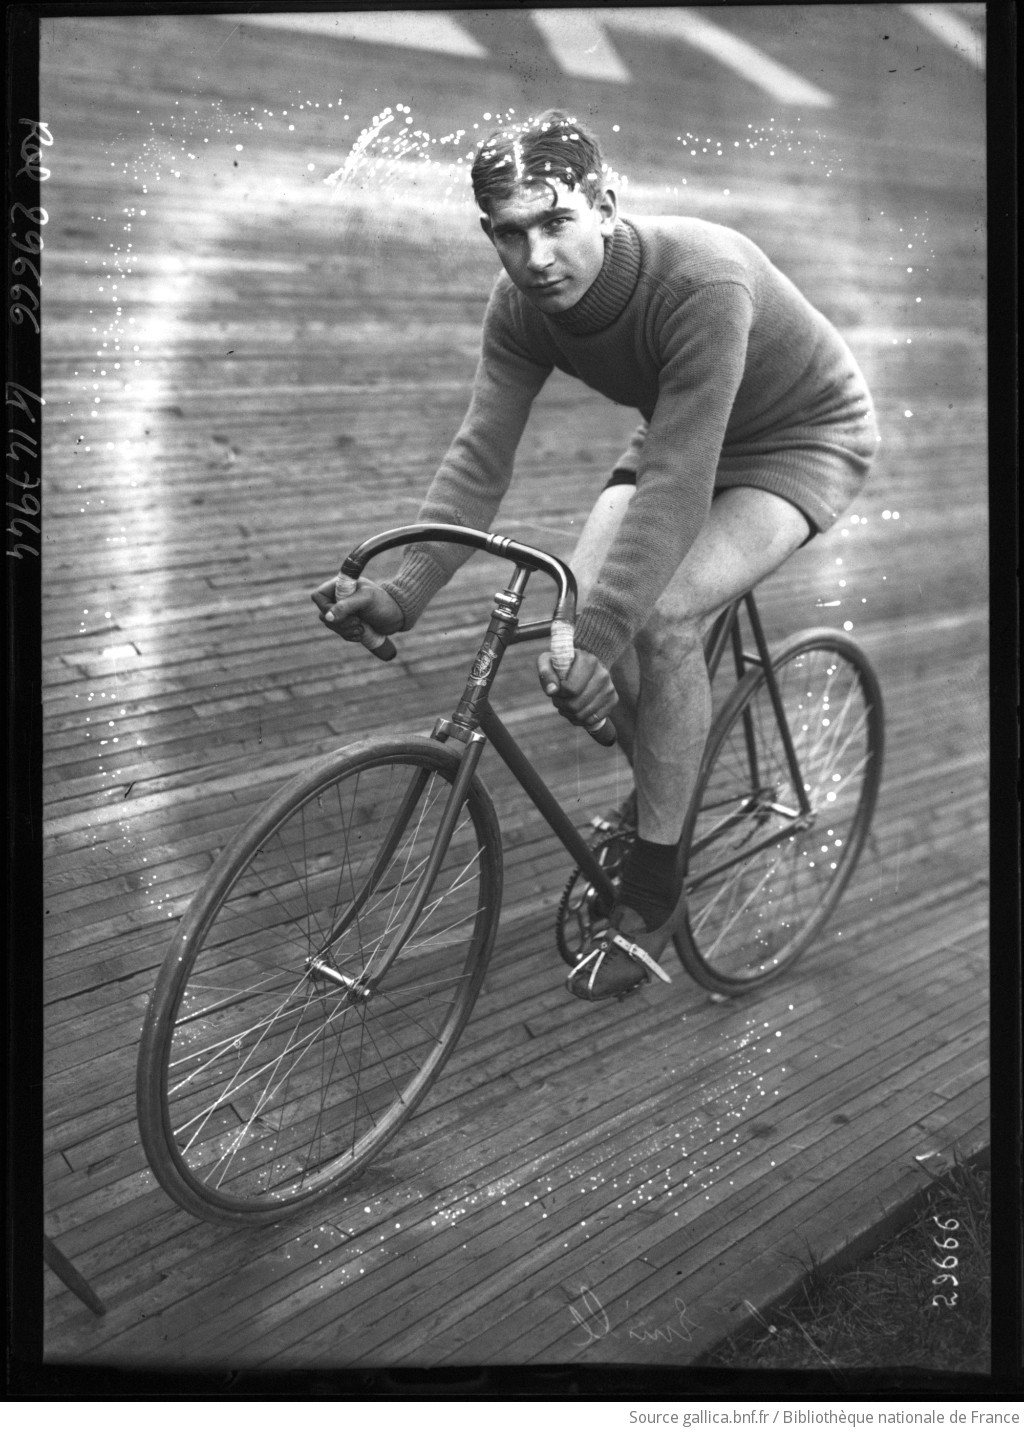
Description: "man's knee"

(633, 607), (704, 672)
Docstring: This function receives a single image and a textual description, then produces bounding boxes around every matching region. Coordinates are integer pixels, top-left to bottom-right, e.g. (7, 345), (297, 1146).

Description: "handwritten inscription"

(929, 1214), (960, 1309)
(568, 1284), (611, 1348)
(16, 118), (53, 182)
(6, 383), (44, 559)
(567, 1284), (700, 1351)
(9, 200), (46, 336)
(628, 1297), (699, 1345)
(7, 119), (49, 561)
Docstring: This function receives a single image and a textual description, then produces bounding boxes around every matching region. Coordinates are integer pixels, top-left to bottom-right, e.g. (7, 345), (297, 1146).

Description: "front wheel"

(676, 630), (883, 995)
(136, 736), (502, 1224)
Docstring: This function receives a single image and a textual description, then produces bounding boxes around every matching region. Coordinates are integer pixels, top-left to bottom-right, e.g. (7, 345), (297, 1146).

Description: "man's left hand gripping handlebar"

(541, 640), (617, 747)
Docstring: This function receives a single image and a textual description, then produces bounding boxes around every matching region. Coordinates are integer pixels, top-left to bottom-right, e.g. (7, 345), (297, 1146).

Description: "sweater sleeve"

(612, 417), (649, 477)
(379, 285), (552, 629)
(573, 282), (753, 668)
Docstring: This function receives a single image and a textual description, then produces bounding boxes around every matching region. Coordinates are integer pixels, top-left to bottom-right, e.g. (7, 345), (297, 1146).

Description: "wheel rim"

(159, 752), (496, 1213)
(682, 640), (880, 988)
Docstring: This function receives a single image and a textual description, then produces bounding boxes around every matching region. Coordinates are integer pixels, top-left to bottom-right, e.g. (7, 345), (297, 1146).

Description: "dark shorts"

(604, 413), (881, 539)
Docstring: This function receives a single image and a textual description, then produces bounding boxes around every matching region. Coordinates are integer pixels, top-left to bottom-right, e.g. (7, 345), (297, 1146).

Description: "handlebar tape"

(549, 619), (617, 747)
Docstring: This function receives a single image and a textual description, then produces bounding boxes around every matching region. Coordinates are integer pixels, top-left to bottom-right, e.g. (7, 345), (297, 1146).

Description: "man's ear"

(479, 214), (494, 244)
(598, 188), (618, 236)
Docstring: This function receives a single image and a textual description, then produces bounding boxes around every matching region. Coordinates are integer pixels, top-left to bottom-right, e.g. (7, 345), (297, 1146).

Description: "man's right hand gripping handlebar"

(311, 574), (402, 661)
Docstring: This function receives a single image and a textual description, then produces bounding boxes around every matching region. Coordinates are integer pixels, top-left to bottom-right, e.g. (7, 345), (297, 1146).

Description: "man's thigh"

(571, 482), (811, 632)
(654, 485), (811, 633)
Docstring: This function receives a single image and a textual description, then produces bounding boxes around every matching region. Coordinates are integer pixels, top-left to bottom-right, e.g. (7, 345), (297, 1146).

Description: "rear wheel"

(677, 631), (883, 995)
(136, 736), (502, 1224)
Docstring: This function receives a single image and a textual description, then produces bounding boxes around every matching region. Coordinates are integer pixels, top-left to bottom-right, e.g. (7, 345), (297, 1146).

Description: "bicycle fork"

(307, 571), (533, 1001)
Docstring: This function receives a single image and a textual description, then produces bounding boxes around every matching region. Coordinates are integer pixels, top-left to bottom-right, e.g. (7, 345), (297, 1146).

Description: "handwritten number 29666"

(10, 202), (47, 334)
(930, 1215), (960, 1309)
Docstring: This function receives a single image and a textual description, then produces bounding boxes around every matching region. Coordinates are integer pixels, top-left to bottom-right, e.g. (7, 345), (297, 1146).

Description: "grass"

(706, 1155), (991, 1375)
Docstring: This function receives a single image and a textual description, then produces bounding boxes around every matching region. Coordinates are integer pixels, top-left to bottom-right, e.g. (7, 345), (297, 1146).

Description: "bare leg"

(630, 634), (710, 844)
(568, 485), (813, 844)
(566, 485), (642, 759)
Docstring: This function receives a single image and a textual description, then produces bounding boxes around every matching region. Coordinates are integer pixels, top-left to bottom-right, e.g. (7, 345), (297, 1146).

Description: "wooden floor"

(38, 9), (989, 1371)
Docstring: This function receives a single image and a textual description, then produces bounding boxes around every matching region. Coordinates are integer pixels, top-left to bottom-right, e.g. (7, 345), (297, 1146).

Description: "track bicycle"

(136, 522), (883, 1225)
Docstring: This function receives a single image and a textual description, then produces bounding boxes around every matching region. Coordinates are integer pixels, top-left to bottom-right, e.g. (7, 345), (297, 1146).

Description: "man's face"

(481, 179), (617, 314)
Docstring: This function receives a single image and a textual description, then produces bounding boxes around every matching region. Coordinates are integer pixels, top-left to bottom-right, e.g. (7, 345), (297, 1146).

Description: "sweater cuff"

(378, 549), (450, 632)
(572, 606), (632, 672)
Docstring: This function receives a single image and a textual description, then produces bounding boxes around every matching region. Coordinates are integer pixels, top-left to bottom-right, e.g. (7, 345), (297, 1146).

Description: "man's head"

(471, 109), (606, 214)
(472, 110), (617, 314)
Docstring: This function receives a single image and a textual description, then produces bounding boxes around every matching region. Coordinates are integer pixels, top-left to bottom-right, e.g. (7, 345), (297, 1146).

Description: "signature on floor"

(568, 1284), (699, 1350)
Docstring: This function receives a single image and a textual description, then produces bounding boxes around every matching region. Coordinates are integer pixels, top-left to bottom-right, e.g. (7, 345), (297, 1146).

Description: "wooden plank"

(42, 887), (985, 1357)
(152, 999), (985, 1366)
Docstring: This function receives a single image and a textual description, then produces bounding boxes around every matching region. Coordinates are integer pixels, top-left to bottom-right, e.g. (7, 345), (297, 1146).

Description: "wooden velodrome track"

(39, 8), (990, 1373)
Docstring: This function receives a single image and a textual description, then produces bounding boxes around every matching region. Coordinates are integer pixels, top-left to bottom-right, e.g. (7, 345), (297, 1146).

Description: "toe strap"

(609, 932), (673, 984)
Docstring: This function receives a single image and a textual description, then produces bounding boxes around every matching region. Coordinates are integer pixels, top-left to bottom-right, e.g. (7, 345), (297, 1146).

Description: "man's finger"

(312, 589), (366, 636)
(331, 595), (367, 623)
(537, 652), (561, 698)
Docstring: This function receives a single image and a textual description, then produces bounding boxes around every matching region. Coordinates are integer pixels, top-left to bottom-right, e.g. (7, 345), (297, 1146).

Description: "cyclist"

(316, 109), (880, 1000)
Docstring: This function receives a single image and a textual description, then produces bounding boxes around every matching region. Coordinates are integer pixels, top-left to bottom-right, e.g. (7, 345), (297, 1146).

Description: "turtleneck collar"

(547, 218), (642, 336)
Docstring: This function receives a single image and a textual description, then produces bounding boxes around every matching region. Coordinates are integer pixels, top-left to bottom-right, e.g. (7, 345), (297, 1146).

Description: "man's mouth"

(531, 278), (567, 293)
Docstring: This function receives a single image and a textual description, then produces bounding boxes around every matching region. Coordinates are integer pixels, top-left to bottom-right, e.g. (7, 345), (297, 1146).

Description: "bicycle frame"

(703, 593), (812, 820)
(336, 524), (812, 990)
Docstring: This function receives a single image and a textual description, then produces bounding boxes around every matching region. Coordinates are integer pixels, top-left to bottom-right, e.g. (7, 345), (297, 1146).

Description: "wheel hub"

(306, 955), (372, 1002)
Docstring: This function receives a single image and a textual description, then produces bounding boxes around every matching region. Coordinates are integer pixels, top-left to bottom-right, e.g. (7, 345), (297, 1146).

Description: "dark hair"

(471, 108), (606, 214)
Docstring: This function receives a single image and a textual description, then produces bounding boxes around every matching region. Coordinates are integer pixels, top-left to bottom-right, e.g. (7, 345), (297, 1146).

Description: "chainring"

(555, 824), (635, 967)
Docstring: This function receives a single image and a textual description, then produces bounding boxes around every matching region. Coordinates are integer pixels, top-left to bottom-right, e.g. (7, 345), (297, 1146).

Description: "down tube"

(478, 704), (617, 907)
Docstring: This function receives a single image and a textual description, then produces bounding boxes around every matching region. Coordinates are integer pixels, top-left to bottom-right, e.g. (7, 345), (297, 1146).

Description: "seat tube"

(732, 611), (763, 791)
(744, 593), (812, 815)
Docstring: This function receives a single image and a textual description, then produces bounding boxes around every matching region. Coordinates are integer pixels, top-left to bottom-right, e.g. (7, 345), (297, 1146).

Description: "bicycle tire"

(136, 735), (502, 1225)
(676, 629), (883, 995)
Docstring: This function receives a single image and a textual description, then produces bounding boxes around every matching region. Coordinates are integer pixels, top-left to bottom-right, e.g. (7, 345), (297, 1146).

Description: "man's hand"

(312, 575), (404, 642)
(538, 648), (617, 726)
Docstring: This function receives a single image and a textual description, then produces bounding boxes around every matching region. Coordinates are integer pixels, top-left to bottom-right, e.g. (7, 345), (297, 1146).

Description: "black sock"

(619, 837), (681, 931)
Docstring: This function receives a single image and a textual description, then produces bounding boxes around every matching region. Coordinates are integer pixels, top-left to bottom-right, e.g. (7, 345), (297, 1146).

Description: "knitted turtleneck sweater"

(380, 217), (875, 669)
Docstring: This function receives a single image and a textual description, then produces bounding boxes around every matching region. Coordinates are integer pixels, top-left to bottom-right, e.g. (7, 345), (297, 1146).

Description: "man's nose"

(526, 233), (553, 270)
